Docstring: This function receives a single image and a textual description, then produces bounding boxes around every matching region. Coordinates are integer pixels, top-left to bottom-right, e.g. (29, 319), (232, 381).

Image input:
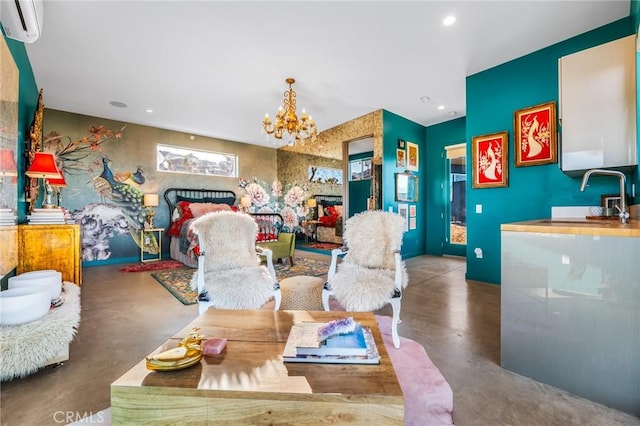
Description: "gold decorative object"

(146, 328), (205, 371)
(25, 89), (44, 213)
(262, 78), (317, 146)
(143, 193), (159, 228)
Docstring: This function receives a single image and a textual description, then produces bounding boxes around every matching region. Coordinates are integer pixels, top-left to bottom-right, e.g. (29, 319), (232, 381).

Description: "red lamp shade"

(48, 169), (67, 187)
(0, 149), (17, 177)
(25, 152), (62, 179)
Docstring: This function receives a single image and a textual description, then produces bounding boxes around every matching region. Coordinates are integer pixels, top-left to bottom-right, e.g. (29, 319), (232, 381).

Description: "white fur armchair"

(189, 211), (281, 314)
(322, 210), (408, 348)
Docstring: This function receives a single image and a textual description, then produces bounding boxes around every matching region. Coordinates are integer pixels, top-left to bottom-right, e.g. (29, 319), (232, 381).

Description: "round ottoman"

(279, 275), (325, 311)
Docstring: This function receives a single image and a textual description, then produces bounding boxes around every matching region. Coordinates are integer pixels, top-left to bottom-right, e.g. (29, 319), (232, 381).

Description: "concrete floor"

(1, 252), (639, 425)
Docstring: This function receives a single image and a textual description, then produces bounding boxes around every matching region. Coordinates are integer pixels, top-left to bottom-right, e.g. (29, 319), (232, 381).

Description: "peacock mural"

(43, 125), (159, 261)
(91, 156), (158, 255)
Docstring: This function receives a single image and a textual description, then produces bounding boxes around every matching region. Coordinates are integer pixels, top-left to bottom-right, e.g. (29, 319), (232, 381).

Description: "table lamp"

(143, 193), (159, 228)
(306, 198), (317, 219)
(25, 152), (63, 209)
(48, 169), (67, 208)
(240, 195), (252, 213)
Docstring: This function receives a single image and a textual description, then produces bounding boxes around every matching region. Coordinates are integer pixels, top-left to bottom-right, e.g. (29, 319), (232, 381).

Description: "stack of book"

(0, 208), (16, 225)
(282, 320), (380, 364)
(27, 208), (68, 224)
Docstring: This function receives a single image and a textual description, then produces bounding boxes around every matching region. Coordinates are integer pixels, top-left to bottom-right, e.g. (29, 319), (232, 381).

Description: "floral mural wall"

(238, 176), (308, 233)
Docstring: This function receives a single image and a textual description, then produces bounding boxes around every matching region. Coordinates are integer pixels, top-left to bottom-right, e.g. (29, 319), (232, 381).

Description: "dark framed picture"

(398, 203), (409, 231)
(398, 139), (406, 149)
(395, 171), (419, 202)
(406, 142), (419, 172)
(396, 149), (406, 168)
(514, 101), (557, 167)
(471, 131), (508, 189)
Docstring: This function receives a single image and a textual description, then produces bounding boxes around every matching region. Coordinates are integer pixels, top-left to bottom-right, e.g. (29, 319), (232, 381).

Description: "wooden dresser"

(18, 224), (82, 286)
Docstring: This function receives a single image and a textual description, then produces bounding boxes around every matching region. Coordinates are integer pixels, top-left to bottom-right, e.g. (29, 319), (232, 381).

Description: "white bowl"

(0, 287), (51, 325)
(18, 270), (58, 276)
(8, 271), (62, 300)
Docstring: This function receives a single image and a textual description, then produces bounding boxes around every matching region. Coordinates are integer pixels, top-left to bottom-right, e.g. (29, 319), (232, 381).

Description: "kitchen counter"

(501, 218), (640, 237)
(501, 223), (640, 415)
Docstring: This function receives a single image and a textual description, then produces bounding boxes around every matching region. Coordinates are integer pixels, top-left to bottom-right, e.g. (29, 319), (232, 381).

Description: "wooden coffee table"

(111, 309), (403, 424)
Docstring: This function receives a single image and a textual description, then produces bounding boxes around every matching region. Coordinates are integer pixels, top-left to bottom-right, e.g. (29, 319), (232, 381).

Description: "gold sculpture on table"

(146, 328), (205, 371)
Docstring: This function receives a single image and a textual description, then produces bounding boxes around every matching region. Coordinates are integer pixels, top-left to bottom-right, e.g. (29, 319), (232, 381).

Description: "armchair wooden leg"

(289, 256), (294, 266)
(322, 285), (332, 311)
(390, 297), (401, 349)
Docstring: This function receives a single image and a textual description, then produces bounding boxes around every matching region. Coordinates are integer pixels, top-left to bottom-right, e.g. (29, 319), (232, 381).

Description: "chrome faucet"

(580, 169), (629, 224)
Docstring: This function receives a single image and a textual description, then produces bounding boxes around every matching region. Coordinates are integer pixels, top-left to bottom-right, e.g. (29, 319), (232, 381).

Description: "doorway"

(346, 137), (374, 218)
(443, 143), (466, 256)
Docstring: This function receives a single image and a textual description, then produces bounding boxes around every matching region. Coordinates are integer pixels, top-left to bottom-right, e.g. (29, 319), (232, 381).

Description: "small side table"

(302, 220), (320, 244)
(140, 227), (164, 262)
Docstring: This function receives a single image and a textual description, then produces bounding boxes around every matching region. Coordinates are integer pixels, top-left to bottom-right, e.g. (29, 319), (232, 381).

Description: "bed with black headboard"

(164, 188), (237, 267)
(313, 194), (344, 244)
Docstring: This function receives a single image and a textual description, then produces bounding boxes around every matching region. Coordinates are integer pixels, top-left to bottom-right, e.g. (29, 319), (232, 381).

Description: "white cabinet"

(559, 34), (637, 175)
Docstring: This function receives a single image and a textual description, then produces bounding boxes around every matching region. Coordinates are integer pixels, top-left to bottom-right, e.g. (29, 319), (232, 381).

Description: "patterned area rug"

(151, 269), (198, 305)
(308, 242), (342, 250)
(296, 242), (342, 255)
(151, 256), (330, 305)
(119, 259), (185, 272)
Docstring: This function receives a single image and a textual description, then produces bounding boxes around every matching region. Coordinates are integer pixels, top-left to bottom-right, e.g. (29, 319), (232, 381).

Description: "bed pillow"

(168, 201), (194, 236)
(317, 204), (324, 218)
(176, 195), (236, 206)
(189, 202), (232, 217)
(334, 205), (344, 217)
(319, 206), (339, 227)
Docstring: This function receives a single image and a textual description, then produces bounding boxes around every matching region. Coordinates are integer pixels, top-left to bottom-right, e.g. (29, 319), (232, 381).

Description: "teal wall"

(3, 34), (39, 219)
(466, 17), (635, 284)
(382, 110), (426, 258)
(424, 117), (466, 255)
(348, 151), (373, 217)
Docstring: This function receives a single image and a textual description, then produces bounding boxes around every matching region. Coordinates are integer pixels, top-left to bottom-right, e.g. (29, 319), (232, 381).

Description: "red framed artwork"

(472, 131), (508, 189)
(514, 101), (557, 167)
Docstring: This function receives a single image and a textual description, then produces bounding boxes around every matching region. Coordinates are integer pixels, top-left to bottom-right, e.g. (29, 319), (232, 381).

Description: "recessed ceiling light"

(437, 105), (445, 110)
(109, 101), (127, 108)
(420, 95), (431, 104)
(145, 108), (153, 113)
(443, 15), (456, 26)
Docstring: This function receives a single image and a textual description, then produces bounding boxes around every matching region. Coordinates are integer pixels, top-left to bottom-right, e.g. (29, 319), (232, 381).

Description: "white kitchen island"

(501, 219), (640, 416)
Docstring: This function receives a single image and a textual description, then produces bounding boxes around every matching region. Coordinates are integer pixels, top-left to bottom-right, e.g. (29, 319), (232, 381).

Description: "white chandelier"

(262, 78), (318, 146)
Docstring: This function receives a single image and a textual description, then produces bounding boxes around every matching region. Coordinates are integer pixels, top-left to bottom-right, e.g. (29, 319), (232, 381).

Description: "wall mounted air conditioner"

(0, 0), (43, 43)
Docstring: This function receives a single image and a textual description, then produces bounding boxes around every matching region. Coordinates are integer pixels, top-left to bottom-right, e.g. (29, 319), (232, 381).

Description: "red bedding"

(169, 203), (279, 262)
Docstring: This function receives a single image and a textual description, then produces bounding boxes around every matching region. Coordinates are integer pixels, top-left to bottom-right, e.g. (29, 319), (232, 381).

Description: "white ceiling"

(21, 1), (630, 149)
